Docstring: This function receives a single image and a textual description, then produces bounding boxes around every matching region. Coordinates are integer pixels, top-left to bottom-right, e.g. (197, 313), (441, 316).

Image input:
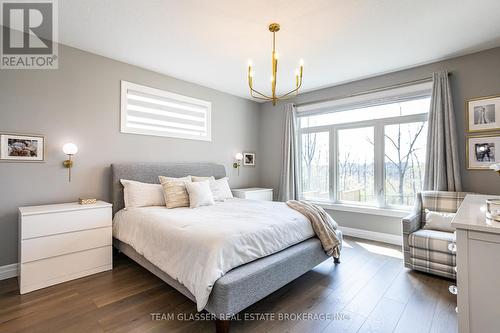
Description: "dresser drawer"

(21, 207), (111, 239)
(20, 246), (112, 294)
(21, 227), (112, 263)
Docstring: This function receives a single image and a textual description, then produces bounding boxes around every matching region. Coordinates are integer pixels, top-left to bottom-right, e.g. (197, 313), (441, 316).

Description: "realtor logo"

(1, 0), (58, 69)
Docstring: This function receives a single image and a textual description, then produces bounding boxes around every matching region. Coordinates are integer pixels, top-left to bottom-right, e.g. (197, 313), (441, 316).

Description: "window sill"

(308, 201), (410, 218)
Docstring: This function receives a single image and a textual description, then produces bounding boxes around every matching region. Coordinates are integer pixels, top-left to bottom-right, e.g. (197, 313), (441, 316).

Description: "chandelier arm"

(248, 78), (272, 99)
(250, 86), (272, 99)
(250, 91), (272, 100)
(251, 94), (273, 101)
(277, 80), (303, 99)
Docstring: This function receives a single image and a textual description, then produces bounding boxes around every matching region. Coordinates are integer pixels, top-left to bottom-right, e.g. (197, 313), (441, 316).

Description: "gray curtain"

(278, 103), (299, 201)
(424, 71), (462, 191)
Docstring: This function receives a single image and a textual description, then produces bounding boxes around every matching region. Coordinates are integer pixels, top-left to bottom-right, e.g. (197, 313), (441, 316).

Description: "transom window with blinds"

(120, 81), (212, 141)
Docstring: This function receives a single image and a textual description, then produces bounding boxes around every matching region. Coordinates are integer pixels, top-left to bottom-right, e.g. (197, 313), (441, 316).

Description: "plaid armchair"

(402, 191), (469, 279)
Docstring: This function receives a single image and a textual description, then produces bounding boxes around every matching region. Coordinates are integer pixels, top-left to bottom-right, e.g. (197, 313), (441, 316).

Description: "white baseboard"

(0, 263), (18, 280)
(339, 226), (402, 246)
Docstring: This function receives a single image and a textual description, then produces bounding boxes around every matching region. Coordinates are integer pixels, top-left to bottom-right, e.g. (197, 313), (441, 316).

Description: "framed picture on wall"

(466, 94), (500, 132)
(466, 134), (500, 170)
(0, 133), (45, 162)
(243, 153), (255, 166)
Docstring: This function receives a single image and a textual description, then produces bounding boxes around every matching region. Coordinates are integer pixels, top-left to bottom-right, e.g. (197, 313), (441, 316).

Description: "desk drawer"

(21, 227), (112, 263)
(21, 207), (111, 239)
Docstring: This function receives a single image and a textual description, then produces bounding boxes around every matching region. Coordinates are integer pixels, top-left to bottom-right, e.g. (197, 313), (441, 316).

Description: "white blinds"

(120, 81), (211, 141)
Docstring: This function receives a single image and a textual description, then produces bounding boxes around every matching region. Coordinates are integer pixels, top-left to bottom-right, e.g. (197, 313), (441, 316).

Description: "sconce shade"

(63, 143), (78, 155)
(235, 153), (243, 161)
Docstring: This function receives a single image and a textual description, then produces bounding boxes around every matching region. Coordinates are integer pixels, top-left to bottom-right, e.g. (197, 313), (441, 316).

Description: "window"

(297, 82), (431, 210)
(120, 81), (211, 141)
(300, 132), (329, 201)
(337, 127), (375, 204)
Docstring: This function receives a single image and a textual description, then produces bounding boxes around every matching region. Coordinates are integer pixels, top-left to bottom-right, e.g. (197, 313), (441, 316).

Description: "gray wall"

(0, 44), (261, 266)
(259, 47), (500, 235)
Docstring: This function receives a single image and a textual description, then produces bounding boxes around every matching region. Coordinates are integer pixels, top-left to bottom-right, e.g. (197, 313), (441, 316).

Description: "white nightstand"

(18, 201), (113, 294)
(232, 188), (274, 201)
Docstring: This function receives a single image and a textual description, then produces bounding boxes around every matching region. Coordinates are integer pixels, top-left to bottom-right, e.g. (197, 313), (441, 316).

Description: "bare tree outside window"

(300, 132), (329, 201)
(384, 121), (427, 206)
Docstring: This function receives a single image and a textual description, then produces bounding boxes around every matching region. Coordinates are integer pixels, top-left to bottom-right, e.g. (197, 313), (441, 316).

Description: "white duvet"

(113, 198), (314, 311)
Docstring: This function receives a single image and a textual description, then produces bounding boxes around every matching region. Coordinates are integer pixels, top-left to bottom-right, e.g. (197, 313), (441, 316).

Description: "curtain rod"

(294, 73), (451, 108)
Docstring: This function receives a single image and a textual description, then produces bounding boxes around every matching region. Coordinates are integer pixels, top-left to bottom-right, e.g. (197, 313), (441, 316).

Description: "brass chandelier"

(247, 23), (304, 106)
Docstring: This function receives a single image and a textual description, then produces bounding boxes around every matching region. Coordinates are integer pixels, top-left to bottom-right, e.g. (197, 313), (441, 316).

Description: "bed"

(111, 162), (342, 333)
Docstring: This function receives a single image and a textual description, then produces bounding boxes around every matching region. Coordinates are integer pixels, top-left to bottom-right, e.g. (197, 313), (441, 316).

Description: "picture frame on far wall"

(0, 133), (45, 162)
(466, 134), (500, 170)
(466, 94), (500, 132)
(243, 153), (255, 166)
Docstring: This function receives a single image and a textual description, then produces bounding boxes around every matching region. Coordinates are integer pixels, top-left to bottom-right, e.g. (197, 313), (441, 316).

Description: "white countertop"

(452, 194), (500, 234)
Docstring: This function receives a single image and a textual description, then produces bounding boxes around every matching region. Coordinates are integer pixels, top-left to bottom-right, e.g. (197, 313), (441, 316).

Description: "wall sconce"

(62, 143), (78, 182)
(233, 152), (243, 175)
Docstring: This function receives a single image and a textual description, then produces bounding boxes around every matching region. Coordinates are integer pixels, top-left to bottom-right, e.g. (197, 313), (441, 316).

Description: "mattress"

(112, 198), (315, 311)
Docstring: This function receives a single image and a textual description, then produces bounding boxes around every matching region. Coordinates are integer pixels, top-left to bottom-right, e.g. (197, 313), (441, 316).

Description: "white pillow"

(422, 209), (456, 232)
(210, 177), (233, 201)
(185, 180), (215, 208)
(120, 179), (165, 209)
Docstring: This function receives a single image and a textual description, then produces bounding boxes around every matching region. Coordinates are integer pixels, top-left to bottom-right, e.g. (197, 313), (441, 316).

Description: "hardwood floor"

(0, 237), (457, 333)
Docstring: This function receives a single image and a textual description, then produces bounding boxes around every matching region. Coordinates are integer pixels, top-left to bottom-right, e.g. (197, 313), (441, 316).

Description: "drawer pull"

(455, 306), (458, 313)
(449, 285), (458, 295)
(448, 242), (457, 253)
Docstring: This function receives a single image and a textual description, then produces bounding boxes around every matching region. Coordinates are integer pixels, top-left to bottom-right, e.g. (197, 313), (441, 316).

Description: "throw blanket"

(286, 200), (341, 258)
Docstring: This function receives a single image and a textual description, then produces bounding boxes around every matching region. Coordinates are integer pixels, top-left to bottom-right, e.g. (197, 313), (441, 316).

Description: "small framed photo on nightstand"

(243, 153), (255, 166)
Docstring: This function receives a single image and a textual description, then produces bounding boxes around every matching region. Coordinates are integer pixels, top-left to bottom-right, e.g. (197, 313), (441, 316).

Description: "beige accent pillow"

(159, 176), (192, 209)
(120, 179), (165, 209)
(185, 180), (215, 208)
(422, 209), (456, 233)
(191, 175), (215, 182)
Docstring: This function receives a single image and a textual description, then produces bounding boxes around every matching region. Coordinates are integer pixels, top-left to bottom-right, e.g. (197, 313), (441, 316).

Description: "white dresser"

(451, 194), (500, 333)
(18, 201), (113, 294)
(232, 188), (273, 201)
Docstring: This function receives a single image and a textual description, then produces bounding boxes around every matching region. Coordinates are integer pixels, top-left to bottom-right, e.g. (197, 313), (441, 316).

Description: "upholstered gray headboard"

(111, 162), (226, 214)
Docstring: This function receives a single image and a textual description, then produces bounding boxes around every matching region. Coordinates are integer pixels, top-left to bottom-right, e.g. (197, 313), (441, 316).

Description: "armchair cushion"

(409, 229), (455, 253)
(410, 247), (456, 266)
(421, 191), (468, 213)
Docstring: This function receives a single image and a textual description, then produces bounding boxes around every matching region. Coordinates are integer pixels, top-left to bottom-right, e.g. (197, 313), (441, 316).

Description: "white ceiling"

(59, 0), (500, 101)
